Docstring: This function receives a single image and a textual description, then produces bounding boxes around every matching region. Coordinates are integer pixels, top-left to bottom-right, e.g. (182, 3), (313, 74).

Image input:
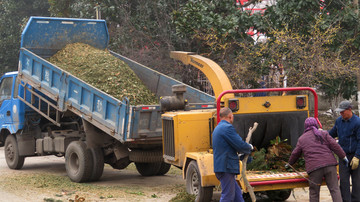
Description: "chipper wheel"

(266, 189), (292, 201)
(65, 141), (93, 183)
(157, 162), (171, 175)
(186, 160), (213, 202)
(135, 162), (162, 176)
(4, 135), (25, 169)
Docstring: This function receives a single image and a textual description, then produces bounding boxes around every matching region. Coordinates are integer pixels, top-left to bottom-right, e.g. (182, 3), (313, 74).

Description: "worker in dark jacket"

(213, 107), (253, 202)
(288, 117), (347, 202)
(329, 100), (360, 202)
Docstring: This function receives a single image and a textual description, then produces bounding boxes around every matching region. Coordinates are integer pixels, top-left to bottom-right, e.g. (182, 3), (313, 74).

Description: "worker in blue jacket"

(329, 100), (360, 202)
(213, 107), (253, 202)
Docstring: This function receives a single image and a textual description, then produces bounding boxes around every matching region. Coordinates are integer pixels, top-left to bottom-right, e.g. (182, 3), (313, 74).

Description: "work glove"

(350, 157), (359, 170)
(249, 144), (254, 151)
(342, 157), (349, 167)
(285, 163), (290, 169)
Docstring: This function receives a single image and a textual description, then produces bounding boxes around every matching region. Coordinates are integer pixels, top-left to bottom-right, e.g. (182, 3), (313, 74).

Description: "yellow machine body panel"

(183, 152), (220, 187)
(162, 109), (216, 167)
(224, 95), (309, 114)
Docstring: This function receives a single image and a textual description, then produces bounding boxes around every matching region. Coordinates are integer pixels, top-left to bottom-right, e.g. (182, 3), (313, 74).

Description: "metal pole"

(354, 0), (360, 115)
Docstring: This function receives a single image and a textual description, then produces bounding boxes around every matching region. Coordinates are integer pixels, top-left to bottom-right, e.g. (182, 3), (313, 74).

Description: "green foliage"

(169, 189), (196, 202)
(0, 0), (49, 74)
(248, 136), (305, 172)
(317, 73), (357, 101)
(48, 0), (95, 18)
(172, 0), (255, 54)
(247, 148), (268, 170)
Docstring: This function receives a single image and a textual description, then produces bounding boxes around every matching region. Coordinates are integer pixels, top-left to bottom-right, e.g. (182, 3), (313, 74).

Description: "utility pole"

(95, 5), (101, 20)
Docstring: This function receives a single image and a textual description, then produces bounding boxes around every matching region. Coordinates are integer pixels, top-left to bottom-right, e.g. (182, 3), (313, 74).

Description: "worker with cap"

(213, 107), (253, 202)
(329, 100), (360, 202)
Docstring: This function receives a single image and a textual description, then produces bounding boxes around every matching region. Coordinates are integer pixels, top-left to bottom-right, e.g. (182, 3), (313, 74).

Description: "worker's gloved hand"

(285, 163), (290, 169)
(350, 157), (359, 170)
(342, 157), (349, 167)
(249, 144), (254, 151)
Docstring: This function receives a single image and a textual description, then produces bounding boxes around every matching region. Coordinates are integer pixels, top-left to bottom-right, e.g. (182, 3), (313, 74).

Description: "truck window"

(0, 77), (13, 104)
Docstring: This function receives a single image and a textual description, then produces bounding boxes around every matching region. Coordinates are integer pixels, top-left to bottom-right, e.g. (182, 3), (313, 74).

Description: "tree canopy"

(0, 0), (49, 74)
(0, 0), (359, 107)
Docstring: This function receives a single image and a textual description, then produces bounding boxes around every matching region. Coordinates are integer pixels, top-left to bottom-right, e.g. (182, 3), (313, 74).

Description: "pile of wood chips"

(48, 43), (158, 105)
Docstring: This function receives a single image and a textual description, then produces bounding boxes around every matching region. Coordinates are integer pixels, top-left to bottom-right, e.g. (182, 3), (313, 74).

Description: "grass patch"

(1, 173), (143, 199)
(169, 188), (196, 202)
(1, 172), (186, 201)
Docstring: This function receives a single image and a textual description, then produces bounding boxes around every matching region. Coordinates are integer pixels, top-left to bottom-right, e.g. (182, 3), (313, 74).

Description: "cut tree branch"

(241, 122), (258, 202)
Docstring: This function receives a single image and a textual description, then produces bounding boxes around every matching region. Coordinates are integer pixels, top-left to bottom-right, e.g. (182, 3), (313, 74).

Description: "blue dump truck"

(0, 17), (214, 182)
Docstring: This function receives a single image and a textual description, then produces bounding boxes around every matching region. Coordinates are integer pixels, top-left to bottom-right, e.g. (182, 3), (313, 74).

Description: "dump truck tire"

(89, 147), (104, 181)
(4, 135), (25, 169)
(129, 150), (163, 163)
(266, 189), (292, 201)
(135, 162), (161, 176)
(186, 161), (213, 202)
(65, 141), (93, 182)
(157, 162), (171, 175)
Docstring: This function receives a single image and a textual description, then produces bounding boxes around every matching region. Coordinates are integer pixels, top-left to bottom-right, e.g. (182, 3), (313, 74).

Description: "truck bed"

(18, 17), (215, 144)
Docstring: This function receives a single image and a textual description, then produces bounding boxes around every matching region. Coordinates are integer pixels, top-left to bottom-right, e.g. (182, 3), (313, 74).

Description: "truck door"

(0, 76), (14, 126)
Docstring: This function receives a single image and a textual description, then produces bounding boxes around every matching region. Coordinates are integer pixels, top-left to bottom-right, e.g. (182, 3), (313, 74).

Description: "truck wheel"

(4, 135), (25, 169)
(266, 189), (292, 201)
(65, 141), (93, 182)
(186, 161), (213, 202)
(135, 162), (161, 176)
(157, 162), (171, 175)
(89, 147), (104, 182)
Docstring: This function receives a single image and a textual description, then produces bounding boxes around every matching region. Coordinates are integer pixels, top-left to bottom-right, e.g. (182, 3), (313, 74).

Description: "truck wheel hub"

(5, 144), (14, 160)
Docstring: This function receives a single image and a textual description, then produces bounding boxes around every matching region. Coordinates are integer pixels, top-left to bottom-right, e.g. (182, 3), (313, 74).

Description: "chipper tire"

(65, 141), (93, 183)
(186, 160), (213, 202)
(4, 135), (25, 170)
(157, 162), (171, 175)
(266, 189), (292, 201)
(135, 162), (162, 176)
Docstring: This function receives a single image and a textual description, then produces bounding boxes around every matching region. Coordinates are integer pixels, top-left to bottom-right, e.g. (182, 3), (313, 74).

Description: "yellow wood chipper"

(160, 51), (323, 201)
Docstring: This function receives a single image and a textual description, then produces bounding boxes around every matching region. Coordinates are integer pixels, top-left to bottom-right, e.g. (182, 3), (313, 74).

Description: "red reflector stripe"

(141, 107), (156, 110)
(201, 105), (214, 108)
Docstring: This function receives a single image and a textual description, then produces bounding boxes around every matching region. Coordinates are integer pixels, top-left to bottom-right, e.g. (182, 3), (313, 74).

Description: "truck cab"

(0, 72), (22, 146)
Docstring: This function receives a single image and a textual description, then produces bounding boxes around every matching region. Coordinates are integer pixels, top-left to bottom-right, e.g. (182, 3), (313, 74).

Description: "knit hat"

(304, 117), (324, 143)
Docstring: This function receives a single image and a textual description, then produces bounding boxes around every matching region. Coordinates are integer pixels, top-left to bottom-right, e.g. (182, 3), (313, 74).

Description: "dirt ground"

(0, 112), (337, 202)
(0, 147), (336, 202)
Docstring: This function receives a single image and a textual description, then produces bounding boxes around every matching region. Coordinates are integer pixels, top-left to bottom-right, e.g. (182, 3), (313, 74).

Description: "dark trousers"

(215, 172), (244, 202)
(308, 165), (342, 202)
(339, 154), (360, 202)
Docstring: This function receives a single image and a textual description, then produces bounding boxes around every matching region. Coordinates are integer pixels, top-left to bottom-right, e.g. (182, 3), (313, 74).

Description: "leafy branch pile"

(247, 137), (305, 172)
(48, 43), (158, 105)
